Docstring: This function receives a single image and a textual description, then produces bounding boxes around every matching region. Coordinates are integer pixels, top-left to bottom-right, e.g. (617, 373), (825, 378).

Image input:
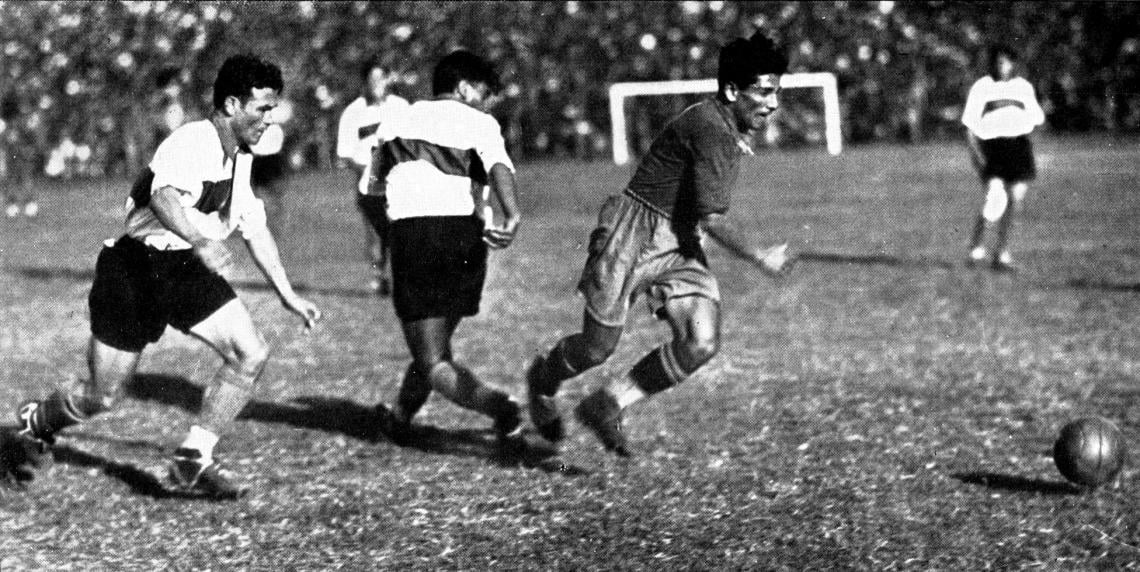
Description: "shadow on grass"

(126, 374), (588, 476)
(0, 426), (208, 500)
(799, 251), (956, 270)
(10, 265), (376, 299)
(951, 472), (1083, 495)
(1063, 278), (1140, 293)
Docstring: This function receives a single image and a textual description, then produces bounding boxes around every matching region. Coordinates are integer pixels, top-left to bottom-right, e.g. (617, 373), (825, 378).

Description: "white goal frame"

(608, 72), (841, 165)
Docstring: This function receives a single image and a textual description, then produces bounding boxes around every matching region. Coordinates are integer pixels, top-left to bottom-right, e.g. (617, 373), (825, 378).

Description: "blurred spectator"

(1, 92), (39, 218)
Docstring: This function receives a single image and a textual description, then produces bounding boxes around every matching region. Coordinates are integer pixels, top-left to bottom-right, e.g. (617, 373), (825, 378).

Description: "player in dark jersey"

(526, 32), (794, 457)
(12, 55), (321, 499)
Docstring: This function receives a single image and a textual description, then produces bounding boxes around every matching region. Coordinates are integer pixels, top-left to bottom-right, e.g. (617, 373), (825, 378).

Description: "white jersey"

(372, 99), (514, 221)
(336, 94), (410, 194)
(125, 120), (268, 250)
(961, 75), (1045, 140)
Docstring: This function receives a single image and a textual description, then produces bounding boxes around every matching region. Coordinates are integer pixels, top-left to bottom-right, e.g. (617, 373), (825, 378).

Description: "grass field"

(1, 136), (1139, 569)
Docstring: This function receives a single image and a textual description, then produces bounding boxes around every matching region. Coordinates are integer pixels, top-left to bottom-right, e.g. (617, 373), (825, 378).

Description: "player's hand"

(755, 243), (795, 278)
(192, 240), (235, 277)
(284, 296), (322, 331)
(483, 216), (520, 249)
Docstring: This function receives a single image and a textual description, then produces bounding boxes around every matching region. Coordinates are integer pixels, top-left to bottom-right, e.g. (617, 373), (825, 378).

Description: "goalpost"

(608, 72), (842, 165)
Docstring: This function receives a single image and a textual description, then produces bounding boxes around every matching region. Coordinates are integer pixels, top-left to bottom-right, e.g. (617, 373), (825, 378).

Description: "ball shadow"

(951, 471), (1083, 495)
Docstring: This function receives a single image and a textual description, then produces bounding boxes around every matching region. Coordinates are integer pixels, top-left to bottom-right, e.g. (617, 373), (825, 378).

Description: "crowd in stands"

(1, 1), (1137, 181)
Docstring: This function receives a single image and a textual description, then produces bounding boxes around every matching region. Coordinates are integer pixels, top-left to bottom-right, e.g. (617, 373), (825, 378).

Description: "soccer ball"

(1053, 417), (1127, 488)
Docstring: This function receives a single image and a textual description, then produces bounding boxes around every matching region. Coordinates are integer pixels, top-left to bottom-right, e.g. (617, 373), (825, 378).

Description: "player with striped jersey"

(13, 55), (321, 499)
(962, 44), (1045, 271)
(336, 58), (410, 296)
(370, 50), (523, 448)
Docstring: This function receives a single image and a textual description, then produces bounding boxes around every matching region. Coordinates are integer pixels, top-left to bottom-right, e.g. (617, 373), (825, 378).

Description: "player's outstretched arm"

(700, 212), (795, 278)
(482, 163), (521, 249)
(150, 185), (234, 276)
(243, 230), (322, 330)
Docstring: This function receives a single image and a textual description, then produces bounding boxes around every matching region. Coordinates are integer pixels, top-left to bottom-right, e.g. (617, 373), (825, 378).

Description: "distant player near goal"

(525, 31), (794, 457)
(962, 44), (1044, 272)
(336, 58), (410, 296)
(13, 55), (321, 499)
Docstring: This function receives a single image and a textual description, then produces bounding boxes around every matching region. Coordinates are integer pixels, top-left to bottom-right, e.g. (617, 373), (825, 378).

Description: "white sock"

(969, 246), (987, 260)
(180, 425), (219, 459)
(609, 378), (647, 409)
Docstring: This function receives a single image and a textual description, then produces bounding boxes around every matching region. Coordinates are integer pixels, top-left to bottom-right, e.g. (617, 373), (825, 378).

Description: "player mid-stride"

(13, 55), (321, 499)
(370, 51), (524, 449)
(526, 32), (794, 457)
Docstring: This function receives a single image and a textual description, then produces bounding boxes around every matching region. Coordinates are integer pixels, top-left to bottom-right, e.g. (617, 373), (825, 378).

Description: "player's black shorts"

(89, 236), (237, 352)
(389, 215), (487, 322)
(356, 194), (389, 238)
(980, 135), (1036, 182)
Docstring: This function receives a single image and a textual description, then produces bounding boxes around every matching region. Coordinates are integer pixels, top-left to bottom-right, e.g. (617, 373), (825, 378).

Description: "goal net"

(608, 72), (841, 165)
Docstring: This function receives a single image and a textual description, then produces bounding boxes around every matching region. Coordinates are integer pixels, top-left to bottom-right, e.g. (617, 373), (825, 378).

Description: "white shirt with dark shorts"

(961, 75), (1045, 183)
(371, 99), (514, 322)
(90, 120), (268, 352)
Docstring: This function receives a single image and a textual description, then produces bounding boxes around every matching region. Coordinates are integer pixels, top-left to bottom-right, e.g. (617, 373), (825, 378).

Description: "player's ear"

(223, 95), (242, 116)
(723, 84), (738, 103)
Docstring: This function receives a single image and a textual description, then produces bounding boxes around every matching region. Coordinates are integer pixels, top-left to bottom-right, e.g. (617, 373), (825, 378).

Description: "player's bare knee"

(982, 180), (1008, 223)
(680, 335), (719, 370)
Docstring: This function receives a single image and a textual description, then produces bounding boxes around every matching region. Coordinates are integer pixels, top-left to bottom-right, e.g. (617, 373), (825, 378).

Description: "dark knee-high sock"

(536, 335), (589, 395)
(968, 215), (988, 252)
(993, 202), (1017, 257)
(428, 361), (515, 420)
(394, 362), (432, 422)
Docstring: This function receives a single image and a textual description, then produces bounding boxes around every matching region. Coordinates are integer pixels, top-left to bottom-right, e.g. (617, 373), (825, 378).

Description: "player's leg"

(167, 298), (268, 499)
(527, 312), (623, 442)
(992, 180), (1028, 271)
(401, 316), (520, 437)
(17, 337), (141, 447)
(576, 295), (720, 456)
(968, 177), (1007, 266)
(357, 194), (390, 296)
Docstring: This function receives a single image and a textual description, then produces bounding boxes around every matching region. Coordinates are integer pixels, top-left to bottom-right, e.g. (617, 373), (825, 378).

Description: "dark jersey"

(625, 98), (743, 235)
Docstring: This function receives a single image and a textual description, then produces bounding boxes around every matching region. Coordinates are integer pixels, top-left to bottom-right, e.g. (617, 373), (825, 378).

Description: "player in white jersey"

(12, 55), (321, 499)
(369, 50), (524, 449)
(961, 45), (1045, 271)
(336, 58), (410, 296)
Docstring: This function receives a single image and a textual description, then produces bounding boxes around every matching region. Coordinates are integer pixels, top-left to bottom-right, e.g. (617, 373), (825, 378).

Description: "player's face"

(996, 55), (1015, 80)
(231, 87), (279, 149)
(365, 68), (393, 101)
(730, 74), (781, 132)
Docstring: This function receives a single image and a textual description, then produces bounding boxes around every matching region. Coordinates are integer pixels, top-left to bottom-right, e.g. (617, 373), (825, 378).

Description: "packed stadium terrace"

(0, 1), (1137, 179)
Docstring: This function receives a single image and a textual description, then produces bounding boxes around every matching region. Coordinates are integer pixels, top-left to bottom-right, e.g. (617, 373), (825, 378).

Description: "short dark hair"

(359, 56), (390, 81)
(987, 44), (1019, 80)
(717, 32), (788, 90)
(212, 54), (283, 110)
(432, 50), (501, 96)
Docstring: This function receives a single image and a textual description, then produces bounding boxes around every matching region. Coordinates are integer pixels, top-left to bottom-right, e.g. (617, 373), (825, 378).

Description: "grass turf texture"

(1, 136), (1139, 569)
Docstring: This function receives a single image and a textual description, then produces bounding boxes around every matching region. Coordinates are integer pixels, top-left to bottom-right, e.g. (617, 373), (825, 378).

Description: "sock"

(35, 390), (87, 435)
(428, 361), (515, 420)
(993, 202), (1017, 260)
(394, 362), (432, 422)
(612, 344), (691, 409)
(178, 425), (220, 460)
(537, 337), (585, 395)
(198, 360), (262, 435)
(967, 215), (988, 257)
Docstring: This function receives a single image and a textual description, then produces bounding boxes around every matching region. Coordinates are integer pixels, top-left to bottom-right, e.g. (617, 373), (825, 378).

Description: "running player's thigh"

(188, 298), (267, 363)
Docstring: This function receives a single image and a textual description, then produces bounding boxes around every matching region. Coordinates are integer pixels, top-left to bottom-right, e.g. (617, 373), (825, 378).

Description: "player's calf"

(526, 355), (565, 443)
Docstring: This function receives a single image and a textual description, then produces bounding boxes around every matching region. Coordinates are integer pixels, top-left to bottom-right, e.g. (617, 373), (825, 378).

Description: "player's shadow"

(798, 251), (955, 270)
(11, 265), (376, 299)
(951, 472), (1083, 495)
(0, 426), (204, 500)
(125, 374), (586, 475)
